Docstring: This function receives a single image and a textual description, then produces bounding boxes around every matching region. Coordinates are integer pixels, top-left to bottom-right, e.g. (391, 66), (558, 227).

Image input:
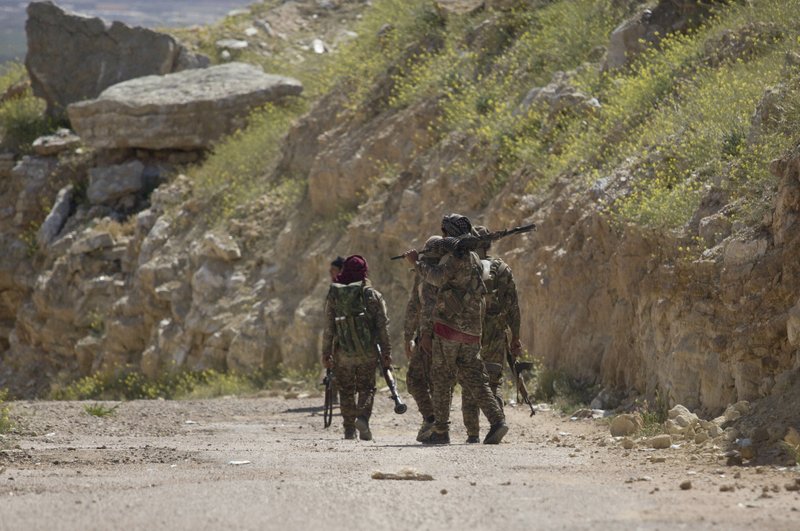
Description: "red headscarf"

(335, 255), (368, 284)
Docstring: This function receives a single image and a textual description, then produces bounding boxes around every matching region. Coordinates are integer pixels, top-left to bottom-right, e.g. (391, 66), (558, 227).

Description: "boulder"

(610, 413), (642, 437)
(68, 63), (303, 151)
(31, 128), (81, 156)
(649, 434), (673, 449)
(605, 0), (715, 70)
(519, 72), (600, 118)
(87, 161), (144, 206)
(25, 1), (209, 118)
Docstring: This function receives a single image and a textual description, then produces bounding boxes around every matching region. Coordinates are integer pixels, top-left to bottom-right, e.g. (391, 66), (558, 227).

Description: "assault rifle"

(507, 352), (536, 417)
(322, 368), (334, 428)
(391, 222), (537, 260)
(377, 345), (407, 414)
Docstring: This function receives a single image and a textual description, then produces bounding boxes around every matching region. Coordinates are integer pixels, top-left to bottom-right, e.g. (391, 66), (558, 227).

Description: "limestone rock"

(649, 434), (672, 449)
(610, 413), (642, 437)
(723, 238), (768, 268)
(605, 0), (714, 70)
(71, 231), (115, 255)
(36, 185), (73, 248)
(67, 63), (303, 151)
(520, 72), (600, 118)
(31, 129), (80, 156)
(11, 156), (58, 227)
(193, 232), (242, 262)
(435, 0), (484, 16)
(698, 213), (732, 247)
(87, 161), (144, 206)
(25, 1), (209, 118)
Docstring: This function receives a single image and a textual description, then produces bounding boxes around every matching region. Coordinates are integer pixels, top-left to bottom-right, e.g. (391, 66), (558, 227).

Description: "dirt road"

(1, 393), (798, 530)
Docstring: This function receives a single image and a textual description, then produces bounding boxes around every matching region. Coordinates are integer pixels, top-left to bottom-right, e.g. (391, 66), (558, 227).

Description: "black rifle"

(377, 345), (407, 414)
(391, 222), (536, 260)
(322, 368), (334, 428)
(507, 351), (536, 416)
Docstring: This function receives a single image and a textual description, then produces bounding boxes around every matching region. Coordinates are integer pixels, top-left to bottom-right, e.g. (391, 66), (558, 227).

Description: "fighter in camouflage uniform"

(322, 255), (392, 441)
(404, 214), (508, 445)
(403, 236), (444, 442)
(461, 226), (523, 443)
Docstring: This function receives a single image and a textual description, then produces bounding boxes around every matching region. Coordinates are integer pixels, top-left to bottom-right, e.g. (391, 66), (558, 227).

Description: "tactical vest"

(328, 281), (375, 359)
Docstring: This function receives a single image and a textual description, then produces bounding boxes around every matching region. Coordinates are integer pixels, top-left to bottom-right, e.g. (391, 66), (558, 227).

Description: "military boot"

(483, 422), (508, 445)
(344, 427), (357, 440)
(421, 431), (450, 445)
(355, 416), (372, 441)
(466, 435), (480, 444)
(416, 417), (435, 442)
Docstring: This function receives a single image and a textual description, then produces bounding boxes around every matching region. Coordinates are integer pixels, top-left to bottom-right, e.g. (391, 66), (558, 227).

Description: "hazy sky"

(0, 0), (253, 65)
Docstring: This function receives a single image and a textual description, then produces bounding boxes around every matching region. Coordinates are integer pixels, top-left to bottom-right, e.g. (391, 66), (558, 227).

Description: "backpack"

(328, 281), (375, 358)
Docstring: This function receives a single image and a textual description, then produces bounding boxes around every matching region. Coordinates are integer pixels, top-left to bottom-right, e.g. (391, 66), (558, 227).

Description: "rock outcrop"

(67, 63), (303, 151)
(605, 0), (717, 70)
(25, 1), (210, 118)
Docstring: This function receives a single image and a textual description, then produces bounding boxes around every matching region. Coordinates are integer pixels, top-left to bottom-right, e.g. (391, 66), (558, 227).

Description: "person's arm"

(403, 275), (421, 356)
(321, 292), (336, 368)
(368, 289), (392, 367)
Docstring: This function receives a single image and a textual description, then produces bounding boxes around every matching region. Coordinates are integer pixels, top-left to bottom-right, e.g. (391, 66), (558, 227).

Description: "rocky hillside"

(1, 0), (800, 452)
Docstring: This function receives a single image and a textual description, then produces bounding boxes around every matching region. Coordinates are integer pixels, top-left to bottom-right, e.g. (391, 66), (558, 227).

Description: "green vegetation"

(51, 365), (321, 401)
(0, 389), (13, 434)
(634, 392), (669, 437)
(84, 402), (120, 417)
(0, 61), (55, 153)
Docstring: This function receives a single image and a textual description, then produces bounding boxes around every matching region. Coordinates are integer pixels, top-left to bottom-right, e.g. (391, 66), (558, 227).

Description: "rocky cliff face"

(2, 0), (800, 426)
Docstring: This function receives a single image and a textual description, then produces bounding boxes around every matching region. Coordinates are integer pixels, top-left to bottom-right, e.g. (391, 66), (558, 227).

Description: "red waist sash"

(434, 322), (480, 345)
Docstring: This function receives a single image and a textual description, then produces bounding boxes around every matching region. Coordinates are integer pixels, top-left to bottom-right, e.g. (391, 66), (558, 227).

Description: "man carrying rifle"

(462, 225), (525, 443)
(404, 236), (444, 442)
(403, 214), (508, 445)
(321, 255), (392, 441)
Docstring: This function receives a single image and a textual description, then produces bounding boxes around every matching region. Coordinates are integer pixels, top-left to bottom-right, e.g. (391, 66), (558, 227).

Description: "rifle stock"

(506, 351), (536, 416)
(322, 368), (334, 428)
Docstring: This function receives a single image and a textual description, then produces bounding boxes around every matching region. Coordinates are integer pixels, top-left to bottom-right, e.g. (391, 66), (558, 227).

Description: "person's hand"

(403, 249), (419, 265)
(382, 354), (393, 368)
(419, 334), (432, 354)
(322, 353), (333, 369)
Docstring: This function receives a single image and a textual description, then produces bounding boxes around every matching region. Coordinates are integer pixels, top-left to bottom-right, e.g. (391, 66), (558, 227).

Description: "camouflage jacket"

(322, 280), (391, 364)
(403, 270), (439, 343)
(415, 251), (485, 338)
(480, 256), (521, 362)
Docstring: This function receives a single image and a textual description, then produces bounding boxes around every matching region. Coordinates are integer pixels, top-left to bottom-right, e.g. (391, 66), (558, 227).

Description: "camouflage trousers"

(462, 361), (504, 437)
(335, 360), (376, 429)
(430, 336), (504, 435)
(406, 345), (435, 420)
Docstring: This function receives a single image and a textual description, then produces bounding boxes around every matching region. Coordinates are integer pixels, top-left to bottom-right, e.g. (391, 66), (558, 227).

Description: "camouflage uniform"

(415, 252), (505, 437)
(462, 256), (521, 438)
(404, 271), (438, 421)
(322, 279), (391, 432)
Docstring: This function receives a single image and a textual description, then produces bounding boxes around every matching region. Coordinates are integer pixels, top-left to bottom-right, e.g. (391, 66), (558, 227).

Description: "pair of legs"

(335, 359), (376, 438)
(429, 336), (505, 439)
(406, 342), (435, 437)
(462, 362), (504, 439)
